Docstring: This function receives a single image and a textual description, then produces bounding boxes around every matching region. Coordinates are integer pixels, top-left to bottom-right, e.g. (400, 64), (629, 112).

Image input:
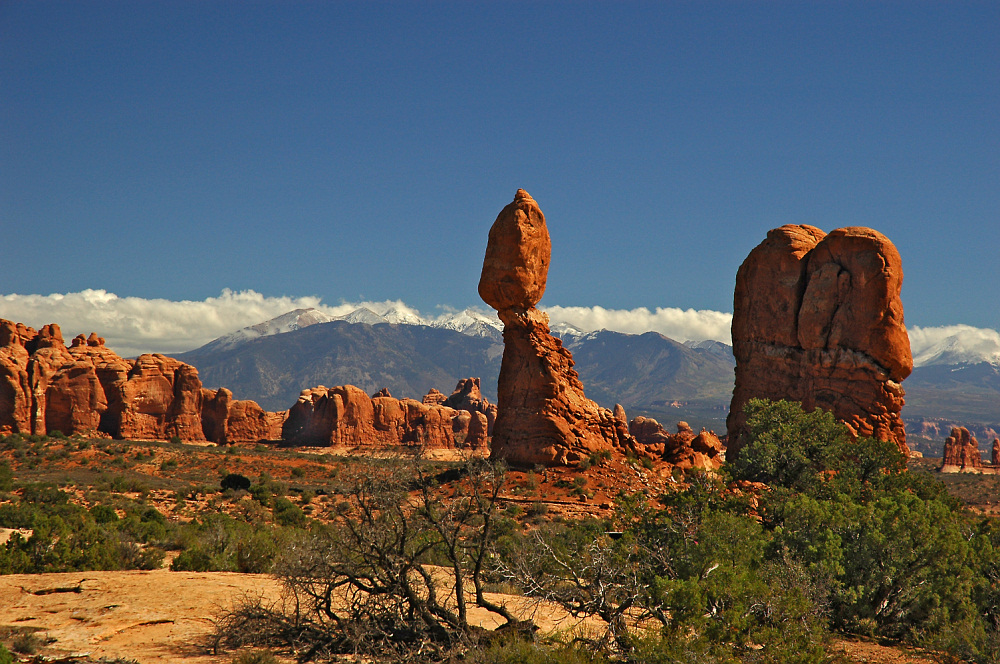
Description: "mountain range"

(175, 308), (1000, 453)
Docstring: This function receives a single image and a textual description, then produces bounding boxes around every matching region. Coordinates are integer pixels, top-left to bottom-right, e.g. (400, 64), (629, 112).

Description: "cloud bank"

(543, 305), (734, 344)
(1, 290), (997, 366)
(908, 324), (1000, 367)
(0, 290), (422, 357)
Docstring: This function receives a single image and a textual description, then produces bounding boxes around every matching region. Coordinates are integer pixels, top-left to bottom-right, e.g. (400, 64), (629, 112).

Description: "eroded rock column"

(480, 189), (634, 466)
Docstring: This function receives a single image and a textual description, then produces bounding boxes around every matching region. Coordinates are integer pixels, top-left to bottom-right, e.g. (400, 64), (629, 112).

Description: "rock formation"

(940, 426), (983, 472)
(629, 417), (724, 471)
(281, 381), (488, 450)
(727, 225), (913, 457)
(479, 189), (637, 466)
(0, 319), (285, 444)
(993, 438), (1000, 467)
(443, 377), (497, 434)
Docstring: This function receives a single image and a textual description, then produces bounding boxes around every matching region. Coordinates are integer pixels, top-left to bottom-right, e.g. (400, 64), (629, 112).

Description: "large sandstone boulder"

(480, 190), (639, 467)
(479, 189), (551, 312)
(940, 426), (983, 472)
(201, 387), (286, 444)
(727, 225), (913, 457)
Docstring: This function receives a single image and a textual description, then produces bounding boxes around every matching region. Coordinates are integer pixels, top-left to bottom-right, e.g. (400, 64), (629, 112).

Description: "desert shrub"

(0, 643), (13, 664)
(170, 514), (283, 573)
(90, 504), (119, 524)
(0, 461), (12, 492)
(525, 501), (548, 517)
(271, 497), (306, 527)
(10, 630), (42, 654)
(231, 651), (278, 664)
(169, 435), (182, 444)
(471, 638), (609, 664)
(214, 455), (517, 661)
(221, 473), (252, 492)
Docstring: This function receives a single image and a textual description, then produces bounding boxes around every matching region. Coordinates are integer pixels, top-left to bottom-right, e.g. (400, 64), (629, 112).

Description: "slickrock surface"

(282, 380), (488, 450)
(0, 319), (285, 444)
(479, 190), (638, 467)
(940, 426), (983, 472)
(727, 225), (913, 457)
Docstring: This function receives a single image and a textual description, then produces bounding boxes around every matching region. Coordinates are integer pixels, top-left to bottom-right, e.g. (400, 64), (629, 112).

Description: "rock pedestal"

(480, 190), (636, 467)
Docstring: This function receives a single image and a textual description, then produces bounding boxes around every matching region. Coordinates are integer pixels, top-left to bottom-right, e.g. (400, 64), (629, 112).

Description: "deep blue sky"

(2, 1), (998, 330)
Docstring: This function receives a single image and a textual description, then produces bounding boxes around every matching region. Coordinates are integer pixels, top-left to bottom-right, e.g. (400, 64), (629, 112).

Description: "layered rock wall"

(727, 225), (913, 456)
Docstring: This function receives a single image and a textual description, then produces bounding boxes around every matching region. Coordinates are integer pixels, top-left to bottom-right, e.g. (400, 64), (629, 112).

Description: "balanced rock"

(727, 225), (913, 457)
(940, 427), (983, 472)
(479, 188), (551, 311)
(480, 190), (638, 467)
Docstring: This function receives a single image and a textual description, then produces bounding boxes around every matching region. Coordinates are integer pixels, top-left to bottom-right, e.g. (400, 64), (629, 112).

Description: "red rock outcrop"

(727, 225), (913, 457)
(443, 377), (497, 434)
(422, 388), (447, 406)
(0, 319), (284, 444)
(993, 439), (1000, 466)
(629, 417), (724, 471)
(940, 427), (983, 472)
(282, 383), (486, 450)
(479, 190), (638, 467)
(201, 387), (286, 444)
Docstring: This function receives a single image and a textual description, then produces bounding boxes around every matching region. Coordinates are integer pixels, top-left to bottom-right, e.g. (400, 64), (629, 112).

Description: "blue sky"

(2, 1), (998, 350)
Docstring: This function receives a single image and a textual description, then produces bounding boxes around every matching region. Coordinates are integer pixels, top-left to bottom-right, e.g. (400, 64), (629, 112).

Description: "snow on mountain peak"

(909, 324), (1000, 367)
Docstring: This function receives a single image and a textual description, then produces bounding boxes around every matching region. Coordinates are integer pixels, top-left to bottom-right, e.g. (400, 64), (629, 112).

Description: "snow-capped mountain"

(197, 308), (338, 352)
(909, 325), (1000, 367)
(432, 309), (503, 339)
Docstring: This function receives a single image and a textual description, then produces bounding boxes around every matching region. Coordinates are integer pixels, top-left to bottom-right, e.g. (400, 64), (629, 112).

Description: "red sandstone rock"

(466, 411), (489, 449)
(940, 427), (983, 472)
(480, 191), (639, 467)
(422, 388), (447, 405)
(993, 439), (1000, 466)
(282, 385), (468, 450)
(477, 192), (640, 467)
(0, 319), (284, 444)
(629, 416), (723, 471)
(727, 225), (912, 457)
(372, 387), (392, 399)
(479, 189), (551, 311)
(443, 377), (496, 434)
(201, 387), (286, 444)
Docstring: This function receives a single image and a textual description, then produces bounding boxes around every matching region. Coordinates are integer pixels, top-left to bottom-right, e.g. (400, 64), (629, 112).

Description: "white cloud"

(0, 289), (424, 357)
(908, 324), (1000, 367)
(5, 290), (995, 366)
(542, 305), (734, 343)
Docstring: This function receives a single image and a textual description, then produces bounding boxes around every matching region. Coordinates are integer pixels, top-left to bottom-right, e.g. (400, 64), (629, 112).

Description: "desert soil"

(0, 568), (944, 664)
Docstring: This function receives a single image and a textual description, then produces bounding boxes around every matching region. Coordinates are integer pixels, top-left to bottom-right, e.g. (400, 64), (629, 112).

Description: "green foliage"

(170, 513), (283, 573)
(0, 461), (13, 491)
(231, 651), (278, 664)
(0, 643), (13, 664)
(471, 638), (609, 664)
(221, 473), (251, 492)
